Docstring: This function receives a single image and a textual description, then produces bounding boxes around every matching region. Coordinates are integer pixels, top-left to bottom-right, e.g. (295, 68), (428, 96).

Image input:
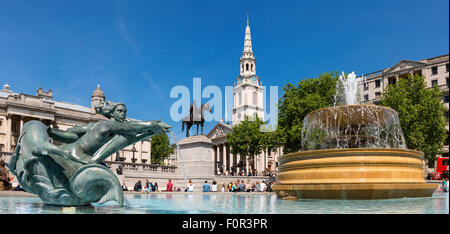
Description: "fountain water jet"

(272, 72), (437, 200)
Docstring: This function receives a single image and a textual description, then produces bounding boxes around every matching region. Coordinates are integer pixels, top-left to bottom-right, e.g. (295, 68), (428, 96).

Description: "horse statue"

(181, 101), (211, 137)
(7, 100), (170, 206)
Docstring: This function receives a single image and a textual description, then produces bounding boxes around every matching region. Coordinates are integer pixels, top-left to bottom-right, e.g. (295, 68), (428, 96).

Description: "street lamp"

(131, 144), (137, 163)
(115, 151), (120, 161)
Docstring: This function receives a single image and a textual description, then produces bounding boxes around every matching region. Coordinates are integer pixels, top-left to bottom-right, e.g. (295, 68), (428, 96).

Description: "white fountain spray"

(334, 72), (363, 106)
(301, 71), (406, 150)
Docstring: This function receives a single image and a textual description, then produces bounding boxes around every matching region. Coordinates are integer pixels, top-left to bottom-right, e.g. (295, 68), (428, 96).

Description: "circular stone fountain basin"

(272, 148), (438, 199)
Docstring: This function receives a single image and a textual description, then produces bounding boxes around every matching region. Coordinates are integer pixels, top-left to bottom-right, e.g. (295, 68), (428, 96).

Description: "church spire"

(240, 15), (256, 77)
(243, 15), (253, 54)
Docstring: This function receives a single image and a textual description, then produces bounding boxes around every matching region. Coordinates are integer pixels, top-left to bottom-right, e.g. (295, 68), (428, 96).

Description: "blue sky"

(0, 0), (449, 141)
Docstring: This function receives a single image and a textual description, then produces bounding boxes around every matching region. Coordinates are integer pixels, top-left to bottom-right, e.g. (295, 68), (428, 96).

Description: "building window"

(253, 92), (257, 105)
(446, 77), (449, 88)
(363, 83), (369, 91)
(444, 95), (449, 103)
(375, 80), (381, 88)
(375, 92), (381, 98)
(246, 63), (249, 71)
(446, 63), (449, 73)
(431, 66), (438, 75)
(388, 77), (396, 85)
(364, 94), (369, 102)
(431, 80), (438, 87)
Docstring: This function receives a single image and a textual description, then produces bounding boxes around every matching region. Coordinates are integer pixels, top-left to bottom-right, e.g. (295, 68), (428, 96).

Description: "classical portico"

(207, 120), (237, 175)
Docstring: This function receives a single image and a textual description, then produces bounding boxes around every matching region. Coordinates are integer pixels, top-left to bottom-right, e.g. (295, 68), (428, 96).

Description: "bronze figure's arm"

(90, 121), (171, 163)
(47, 123), (96, 143)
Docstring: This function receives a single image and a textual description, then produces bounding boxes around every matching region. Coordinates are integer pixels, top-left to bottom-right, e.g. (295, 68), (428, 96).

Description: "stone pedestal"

(176, 135), (214, 191)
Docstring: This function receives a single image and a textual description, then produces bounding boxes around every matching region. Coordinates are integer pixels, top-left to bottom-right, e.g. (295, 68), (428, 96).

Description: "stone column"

(213, 145), (217, 174)
(5, 115), (12, 152)
(245, 155), (249, 176)
(139, 141), (143, 163)
(235, 153), (239, 175)
(265, 149), (268, 174)
(148, 139), (152, 164)
(19, 116), (24, 133)
(227, 144), (232, 174)
(217, 144), (223, 174)
(222, 144), (227, 174)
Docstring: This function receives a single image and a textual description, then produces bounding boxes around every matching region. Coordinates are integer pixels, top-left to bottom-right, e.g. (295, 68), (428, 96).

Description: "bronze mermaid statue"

(7, 101), (170, 206)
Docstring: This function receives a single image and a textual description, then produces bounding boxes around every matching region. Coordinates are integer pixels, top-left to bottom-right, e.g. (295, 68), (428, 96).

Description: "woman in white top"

(211, 180), (218, 192)
(187, 179), (194, 192)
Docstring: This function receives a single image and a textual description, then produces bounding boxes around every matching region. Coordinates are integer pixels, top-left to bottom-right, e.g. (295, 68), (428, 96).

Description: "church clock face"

(252, 76), (257, 84)
(238, 78), (243, 84)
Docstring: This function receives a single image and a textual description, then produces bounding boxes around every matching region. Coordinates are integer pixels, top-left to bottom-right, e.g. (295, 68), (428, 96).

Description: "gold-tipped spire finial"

(247, 14), (249, 26)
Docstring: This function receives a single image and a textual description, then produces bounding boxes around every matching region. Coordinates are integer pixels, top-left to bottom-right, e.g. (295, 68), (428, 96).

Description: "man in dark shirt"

(134, 180), (142, 192)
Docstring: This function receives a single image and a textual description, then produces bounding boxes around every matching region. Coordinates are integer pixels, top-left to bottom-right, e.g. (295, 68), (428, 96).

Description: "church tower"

(232, 18), (264, 125)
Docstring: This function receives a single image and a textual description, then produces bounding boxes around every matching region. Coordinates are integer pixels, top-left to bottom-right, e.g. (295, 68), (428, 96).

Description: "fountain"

(272, 72), (438, 199)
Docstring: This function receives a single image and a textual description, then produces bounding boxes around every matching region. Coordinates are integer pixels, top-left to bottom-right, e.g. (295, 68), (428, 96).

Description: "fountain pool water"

(0, 191), (447, 214)
(272, 71), (438, 200)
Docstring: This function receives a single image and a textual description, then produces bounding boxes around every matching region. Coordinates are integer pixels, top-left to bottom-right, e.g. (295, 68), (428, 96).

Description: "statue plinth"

(177, 135), (214, 180)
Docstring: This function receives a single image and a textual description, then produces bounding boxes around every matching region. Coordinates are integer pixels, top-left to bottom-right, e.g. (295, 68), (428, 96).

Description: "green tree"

(151, 133), (175, 165)
(381, 74), (448, 168)
(227, 115), (265, 175)
(278, 72), (339, 153)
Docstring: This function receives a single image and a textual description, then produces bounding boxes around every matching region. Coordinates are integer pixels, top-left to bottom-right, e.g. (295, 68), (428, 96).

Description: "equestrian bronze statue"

(181, 101), (211, 137)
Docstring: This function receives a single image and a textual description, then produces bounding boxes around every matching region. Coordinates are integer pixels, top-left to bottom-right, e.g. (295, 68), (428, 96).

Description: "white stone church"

(205, 19), (281, 177)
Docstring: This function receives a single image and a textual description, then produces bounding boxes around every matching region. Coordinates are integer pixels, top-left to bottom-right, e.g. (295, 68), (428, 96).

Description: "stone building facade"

(0, 84), (152, 164)
(358, 54), (449, 164)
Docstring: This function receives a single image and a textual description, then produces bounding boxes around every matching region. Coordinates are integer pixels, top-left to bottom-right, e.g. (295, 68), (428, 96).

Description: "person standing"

(153, 182), (158, 192)
(441, 178), (448, 192)
(0, 160), (12, 190)
(166, 179), (173, 192)
(202, 180), (211, 192)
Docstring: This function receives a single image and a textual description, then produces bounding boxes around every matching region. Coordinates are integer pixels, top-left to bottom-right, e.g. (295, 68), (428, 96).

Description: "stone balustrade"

(105, 161), (177, 175)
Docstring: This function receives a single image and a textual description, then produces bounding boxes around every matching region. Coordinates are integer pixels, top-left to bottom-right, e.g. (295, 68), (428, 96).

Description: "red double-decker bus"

(431, 156), (449, 180)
